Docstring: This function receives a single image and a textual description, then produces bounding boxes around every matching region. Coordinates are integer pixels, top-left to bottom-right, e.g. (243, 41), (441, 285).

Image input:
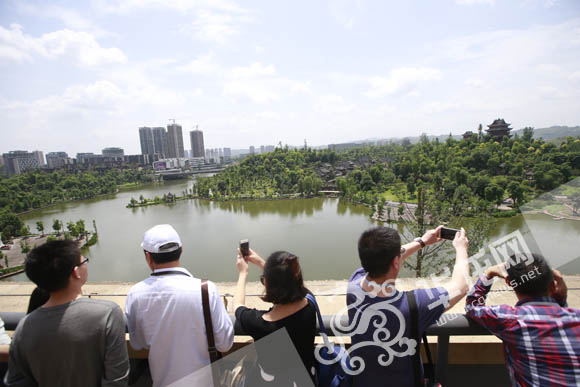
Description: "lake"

(9, 180), (580, 283)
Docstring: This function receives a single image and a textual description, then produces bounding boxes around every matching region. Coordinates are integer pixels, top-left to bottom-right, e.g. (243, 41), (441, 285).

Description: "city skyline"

(1, 1), (580, 155)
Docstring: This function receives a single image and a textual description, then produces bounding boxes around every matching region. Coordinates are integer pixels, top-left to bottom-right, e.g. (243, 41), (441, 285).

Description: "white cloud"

(455, 0), (496, 5)
(180, 10), (253, 44)
(465, 77), (485, 87)
(222, 62), (310, 103)
(0, 24), (127, 66)
(230, 62), (275, 78)
(569, 70), (580, 81)
(330, 0), (364, 30)
(93, 0), (246, 13)
(15, 3), (114, 38)
(177, 52), (218, 75)
(366, 67), (442, 98)
(315, 95), (355, 114)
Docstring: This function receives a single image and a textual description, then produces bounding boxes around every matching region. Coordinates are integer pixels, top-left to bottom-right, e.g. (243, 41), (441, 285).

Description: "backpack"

(305, 294), (353, 387)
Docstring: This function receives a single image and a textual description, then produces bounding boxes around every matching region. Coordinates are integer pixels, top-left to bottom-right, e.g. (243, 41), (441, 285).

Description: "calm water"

(10, 180), (580, 283)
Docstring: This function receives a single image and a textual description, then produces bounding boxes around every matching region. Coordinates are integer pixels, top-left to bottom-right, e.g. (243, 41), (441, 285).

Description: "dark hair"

(147, 247), (182, 264)
(506, 253), (553, 297)
(261, 251), (308, 304)
(25, 240), (81, 292)
(358, 227), (401, 278)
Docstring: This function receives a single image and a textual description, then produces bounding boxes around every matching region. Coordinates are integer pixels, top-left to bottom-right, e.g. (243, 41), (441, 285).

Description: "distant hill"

(513, 126), (580, 140)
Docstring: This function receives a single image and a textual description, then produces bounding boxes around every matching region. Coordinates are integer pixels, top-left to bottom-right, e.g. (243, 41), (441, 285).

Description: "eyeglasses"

(260, 275), (265, 285)
(76, 257), (89, 268)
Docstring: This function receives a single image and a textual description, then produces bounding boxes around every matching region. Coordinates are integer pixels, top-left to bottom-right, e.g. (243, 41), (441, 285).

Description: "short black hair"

(147, 247), (182, 264)
(358, 227), (401, 278)
(506, 253), (553, 297)
(261, 251), (308, 304)
(25, 240), (81, 292)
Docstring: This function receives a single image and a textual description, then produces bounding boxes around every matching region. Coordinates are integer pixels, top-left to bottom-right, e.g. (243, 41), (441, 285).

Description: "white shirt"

(125, 267), (234, 387)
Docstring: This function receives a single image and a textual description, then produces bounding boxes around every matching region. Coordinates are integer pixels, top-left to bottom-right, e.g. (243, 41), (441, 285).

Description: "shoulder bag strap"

(422, 333), (435, 381)
(201, 279), (220, 363)
(406, 290), (423, 387)
(305, 293), (332, 348)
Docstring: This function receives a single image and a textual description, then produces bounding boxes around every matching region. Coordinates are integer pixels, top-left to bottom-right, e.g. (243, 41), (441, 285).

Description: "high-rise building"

(152, 127), (168, 158)
(249, 146), (255, 155)
(102, 147), (124, 161)
(0, 154), (4, 167)
(2, 151), (41, 176)
(32, 150), (45, 166)
(46, 152), (70, 169)
(223, 147), (232, 161)
(76, 153), (104, 164)
(139, 127), (155, 156)
(190, 129), (205, 158)
(167, 123), (184, 158)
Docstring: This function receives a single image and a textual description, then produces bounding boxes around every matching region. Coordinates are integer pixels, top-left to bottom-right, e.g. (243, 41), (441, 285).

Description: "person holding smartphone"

(233, 246), (317, 386)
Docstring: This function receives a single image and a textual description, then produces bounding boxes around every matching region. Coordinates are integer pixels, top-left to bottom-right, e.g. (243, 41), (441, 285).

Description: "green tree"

(76, 220), (86, 239)
(20, 225), (30, 237)
(67, 221), (79, 238)
(36, 221), (45, 236)
(52, 219), (62, 235)
(485, 184), (504, 207)
(0, 213), (25, 240)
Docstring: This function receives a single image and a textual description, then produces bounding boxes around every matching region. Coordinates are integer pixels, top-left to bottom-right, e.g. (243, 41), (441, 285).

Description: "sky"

(1, 0), (579, 156)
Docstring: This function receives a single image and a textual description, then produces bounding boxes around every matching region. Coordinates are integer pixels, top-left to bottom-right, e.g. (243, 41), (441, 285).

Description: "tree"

(485, 184), (504, 207)
(571, 192), (580, 215)
(67, 221), (79, 238)
(507, 182), (525, 207)
(0, 213), (24, 240)
(20, 225), (30, 237)
(52, 219), (62, 235)
(76, 220), (86, 239)
(36, 221), (45, 236)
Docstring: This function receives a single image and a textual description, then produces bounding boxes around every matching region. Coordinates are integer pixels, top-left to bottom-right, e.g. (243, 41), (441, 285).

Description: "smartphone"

(239, 239), (250, 258)
(440, 227), (460, 240)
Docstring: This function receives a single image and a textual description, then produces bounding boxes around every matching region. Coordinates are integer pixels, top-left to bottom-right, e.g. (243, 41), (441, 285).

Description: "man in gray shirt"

(4, 240), (129, 387)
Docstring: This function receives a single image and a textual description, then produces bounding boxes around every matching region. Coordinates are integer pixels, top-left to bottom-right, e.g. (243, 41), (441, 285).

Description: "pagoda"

(486, 118), (512, 139)
(462, 131), (475, 140)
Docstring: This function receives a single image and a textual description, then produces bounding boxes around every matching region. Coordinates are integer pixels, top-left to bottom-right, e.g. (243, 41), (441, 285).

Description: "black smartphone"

(239, 239), (250, 257)
(440, 227), (460, 240)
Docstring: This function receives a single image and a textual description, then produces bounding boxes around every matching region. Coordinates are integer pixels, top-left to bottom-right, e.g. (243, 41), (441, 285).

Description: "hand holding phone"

(440, 227), (460, 240)
(239, 239), (250, 258)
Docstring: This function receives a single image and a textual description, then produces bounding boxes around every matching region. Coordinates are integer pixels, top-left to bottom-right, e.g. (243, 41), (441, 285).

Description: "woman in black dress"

(234, 248), (317, 386)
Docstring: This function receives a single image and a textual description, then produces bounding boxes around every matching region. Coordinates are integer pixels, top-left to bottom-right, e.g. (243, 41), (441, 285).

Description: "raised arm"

(233, 250), (249, 311)
(464, 264), (508, 335)
(442, 228), (470, 310)
(400, 225), (443, 261)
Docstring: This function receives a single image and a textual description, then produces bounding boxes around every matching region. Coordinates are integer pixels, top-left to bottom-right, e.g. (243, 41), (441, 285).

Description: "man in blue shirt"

(346, 226), (470, 386)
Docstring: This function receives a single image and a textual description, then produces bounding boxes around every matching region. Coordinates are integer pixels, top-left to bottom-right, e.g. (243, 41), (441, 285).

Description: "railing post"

(435, 334), (449, 385)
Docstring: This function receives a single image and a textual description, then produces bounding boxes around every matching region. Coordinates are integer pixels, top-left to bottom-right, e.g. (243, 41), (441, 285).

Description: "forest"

(195, 129), (580, 215)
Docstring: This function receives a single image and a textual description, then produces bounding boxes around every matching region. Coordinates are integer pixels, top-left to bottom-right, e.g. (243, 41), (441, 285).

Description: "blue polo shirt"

(346, 268), (448, 387)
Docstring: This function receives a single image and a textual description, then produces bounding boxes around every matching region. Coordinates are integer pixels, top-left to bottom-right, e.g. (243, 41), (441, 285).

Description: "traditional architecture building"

(486, 118), (512, 140)
(462, 131), (475, 140)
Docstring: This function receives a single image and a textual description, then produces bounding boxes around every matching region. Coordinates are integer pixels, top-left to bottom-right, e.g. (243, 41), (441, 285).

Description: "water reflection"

(206, 198), (325, 218)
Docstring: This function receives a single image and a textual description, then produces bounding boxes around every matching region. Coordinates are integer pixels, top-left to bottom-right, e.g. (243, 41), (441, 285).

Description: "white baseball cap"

(141, 224), (182, 253)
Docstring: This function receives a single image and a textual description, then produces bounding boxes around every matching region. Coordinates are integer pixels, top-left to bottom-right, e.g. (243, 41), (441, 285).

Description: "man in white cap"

(125, 224), (234, 387)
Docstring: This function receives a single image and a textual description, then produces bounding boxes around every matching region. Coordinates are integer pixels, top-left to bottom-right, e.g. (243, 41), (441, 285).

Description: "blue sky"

(1, 0), (579, 155)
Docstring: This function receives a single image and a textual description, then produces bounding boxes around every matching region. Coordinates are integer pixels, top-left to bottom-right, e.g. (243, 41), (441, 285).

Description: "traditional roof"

(487, 118), (512, 132)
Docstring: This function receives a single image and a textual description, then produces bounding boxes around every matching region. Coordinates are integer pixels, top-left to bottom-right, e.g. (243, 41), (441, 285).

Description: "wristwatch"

(414, 237), (426, 248)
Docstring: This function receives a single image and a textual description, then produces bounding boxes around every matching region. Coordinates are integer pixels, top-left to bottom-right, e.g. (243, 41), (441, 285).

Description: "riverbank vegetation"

(0, 168), (150, 214)
(195, 130), (579, 213)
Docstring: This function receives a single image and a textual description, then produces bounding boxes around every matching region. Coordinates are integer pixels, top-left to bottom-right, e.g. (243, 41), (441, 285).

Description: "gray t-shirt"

(4, 298), (129, 387)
